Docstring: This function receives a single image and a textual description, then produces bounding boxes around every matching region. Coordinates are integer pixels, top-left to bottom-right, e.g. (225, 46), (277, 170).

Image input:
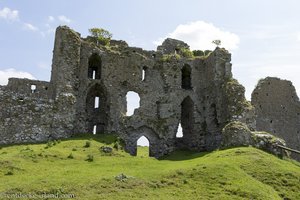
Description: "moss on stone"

(221, 121), (252, 148)
(146, 118), (168, 135)
(223, 78), (254, 116)
(179, 48), (194, 58)
(160, 54), (181, 62)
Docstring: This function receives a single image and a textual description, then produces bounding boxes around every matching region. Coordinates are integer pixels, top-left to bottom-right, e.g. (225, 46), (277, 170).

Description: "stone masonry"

(0, 26), (297, 158)
(252, 77), (300, 160)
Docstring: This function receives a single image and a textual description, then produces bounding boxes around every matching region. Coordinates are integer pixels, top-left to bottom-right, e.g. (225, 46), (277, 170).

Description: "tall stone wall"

(252, 77), (300, 160)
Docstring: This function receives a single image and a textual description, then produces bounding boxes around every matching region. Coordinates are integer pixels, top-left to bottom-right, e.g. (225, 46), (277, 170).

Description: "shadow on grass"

(159, 150), (210, 161)
(0, 133), (119, 148)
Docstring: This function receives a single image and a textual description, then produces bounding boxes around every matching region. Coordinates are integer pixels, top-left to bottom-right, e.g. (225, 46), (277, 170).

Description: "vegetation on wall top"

(88, 28), (113, 46)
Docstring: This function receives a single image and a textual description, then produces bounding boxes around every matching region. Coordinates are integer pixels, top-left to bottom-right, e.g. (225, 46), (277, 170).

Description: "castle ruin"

(0, 26), (299, 159)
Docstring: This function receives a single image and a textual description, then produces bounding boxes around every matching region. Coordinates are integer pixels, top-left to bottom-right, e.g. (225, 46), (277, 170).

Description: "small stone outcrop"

(100, 146), (113, 153)
(221, 121), (252, 148)
(221, 121), (287, 158)
(251, 131), (287, 157)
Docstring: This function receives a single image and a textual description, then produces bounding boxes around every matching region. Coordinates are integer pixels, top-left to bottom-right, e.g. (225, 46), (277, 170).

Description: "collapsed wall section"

(0, 86), (76, 144)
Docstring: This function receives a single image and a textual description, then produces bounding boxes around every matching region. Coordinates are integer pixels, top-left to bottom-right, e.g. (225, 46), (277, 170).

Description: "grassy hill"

(0, 134), (299, 200)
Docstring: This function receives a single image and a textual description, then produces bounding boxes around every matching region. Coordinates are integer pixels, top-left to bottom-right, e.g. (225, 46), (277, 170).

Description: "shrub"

(204, 50), (212, 56)
(180, 48), (194, 58)
(84, 141), (91, 148)
(5, 171), (13, 176)
(193, 50), (204, 57)
(88, 28), (112, 46)
(45, 141), (53, 149)
(161, 54), (180, 62)
(86, 154), (94, 162)
(113, 137), (125, 150)
(67, 153), (74, 159)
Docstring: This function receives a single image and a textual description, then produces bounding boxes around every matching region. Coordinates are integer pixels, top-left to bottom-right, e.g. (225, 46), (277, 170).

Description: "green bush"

(88, 28), (112, 46)
(204, 50), (212, 56)
(67, 153), (74, 159)
(161, 54), (181, 62)
(45, 141), (53, 149)
(113, 137), (125, 150)
(5, 171), (13, 176)
(86, 154), (94, 162)
(180, 48), (194, 58)
(193, 50), (204, 57)
(84, 141), (91, 148)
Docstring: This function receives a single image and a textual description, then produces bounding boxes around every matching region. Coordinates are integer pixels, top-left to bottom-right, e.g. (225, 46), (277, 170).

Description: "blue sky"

(1, 0), (300, 100)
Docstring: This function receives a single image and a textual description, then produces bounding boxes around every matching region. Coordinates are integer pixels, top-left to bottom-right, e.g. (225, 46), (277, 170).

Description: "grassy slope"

(0, 134), (299, 200)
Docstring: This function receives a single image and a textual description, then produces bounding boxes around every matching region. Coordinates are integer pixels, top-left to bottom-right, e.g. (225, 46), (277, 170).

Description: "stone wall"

(252, 77), (300, 160)
(0, 87), (76, 144)
(7, 78), (53, 99)
(0, 26), (259, 158)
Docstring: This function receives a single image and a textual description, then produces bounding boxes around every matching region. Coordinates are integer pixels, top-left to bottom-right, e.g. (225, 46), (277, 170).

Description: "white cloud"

(58, 15), (71, 24)
(154, 21), (240, 51)
(23, 23), (39, 31)
(297, 33), (300, 42)
(0, 68), (35, 85)
(48, 16), (55, 22)
(0, 7), (19, 21)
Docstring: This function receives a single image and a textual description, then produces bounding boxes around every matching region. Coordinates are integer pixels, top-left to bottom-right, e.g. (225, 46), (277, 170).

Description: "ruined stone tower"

(252, 77), (300, 160)
(1, 26), (298, 158)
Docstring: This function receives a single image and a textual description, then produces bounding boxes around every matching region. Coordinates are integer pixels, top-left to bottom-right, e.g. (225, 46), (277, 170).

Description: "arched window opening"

(181, 96), (194, 137)
(88, 53), (102, 80)
(92, 70), (96, 79)
(137, 136), (149, 157)
(94, 96), (100, 108)
(86, 84), (108, 134)
(31, 85), (36, 93)
(176, 123), (183, 138)
(182, 64), (192, 89)
(126, 91), (140, 116)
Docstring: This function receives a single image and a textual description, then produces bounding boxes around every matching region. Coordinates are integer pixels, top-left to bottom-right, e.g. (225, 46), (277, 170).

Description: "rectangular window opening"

(142, 69), (145, 81)
(94, 97), (100, 108)
(93, 125), (97, 135)
(92, 70), (96, 80)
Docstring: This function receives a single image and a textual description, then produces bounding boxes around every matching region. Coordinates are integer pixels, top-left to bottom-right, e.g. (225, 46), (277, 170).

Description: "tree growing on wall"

(88, 28), (112, 46)
(212, 40), (221, 47)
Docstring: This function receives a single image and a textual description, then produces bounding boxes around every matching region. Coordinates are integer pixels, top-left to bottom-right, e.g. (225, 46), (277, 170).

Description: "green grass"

(0, 134), (299, 200)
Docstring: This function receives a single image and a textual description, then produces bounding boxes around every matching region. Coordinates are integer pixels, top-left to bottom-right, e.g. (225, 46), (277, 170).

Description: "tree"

(88, 28), (112, 46)
(212, 40), (221, 47)
(192, 50), (204, 57)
